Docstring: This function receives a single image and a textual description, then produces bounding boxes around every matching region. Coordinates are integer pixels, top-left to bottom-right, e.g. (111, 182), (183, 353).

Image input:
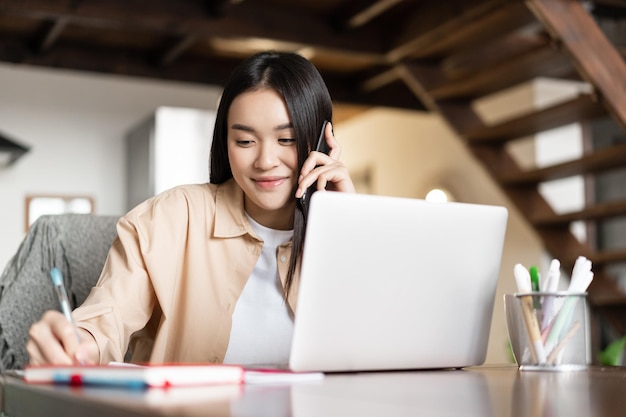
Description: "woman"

(26, 51), (355, 366)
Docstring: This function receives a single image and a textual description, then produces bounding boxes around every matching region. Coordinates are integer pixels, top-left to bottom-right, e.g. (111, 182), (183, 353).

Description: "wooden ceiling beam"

(0, 36), (240, 85)
(204, 0), (234, 17)
(329, 0), (407, 31)
(384, 0), (531, 62)
(360, 67), (401, 93)
(0, 37), (419, 110)
(158, 35), (198, 67)
(344, 0), (406, 29)
(35, 17), (68, 52)
(0, 0), (387, 54)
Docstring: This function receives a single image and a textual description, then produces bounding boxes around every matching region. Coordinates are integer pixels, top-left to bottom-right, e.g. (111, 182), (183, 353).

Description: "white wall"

(153, 107), (216, 195)
(0, 63), (221, 268)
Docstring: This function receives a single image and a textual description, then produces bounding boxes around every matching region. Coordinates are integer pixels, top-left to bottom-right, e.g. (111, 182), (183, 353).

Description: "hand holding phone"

(299, 121), (330, 218)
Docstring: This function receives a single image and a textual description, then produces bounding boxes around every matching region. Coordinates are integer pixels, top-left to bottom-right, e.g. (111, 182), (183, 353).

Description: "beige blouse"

(72, 179), (299, 364)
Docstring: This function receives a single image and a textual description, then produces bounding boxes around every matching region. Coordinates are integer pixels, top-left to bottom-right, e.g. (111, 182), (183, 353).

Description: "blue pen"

(50, 268), (82, 344)
(52, 373), (147, 390)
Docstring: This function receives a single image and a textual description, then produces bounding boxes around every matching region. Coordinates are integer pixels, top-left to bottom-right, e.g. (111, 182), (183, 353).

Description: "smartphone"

(313, 120), (331, 155)
(299, 120), (330, 218)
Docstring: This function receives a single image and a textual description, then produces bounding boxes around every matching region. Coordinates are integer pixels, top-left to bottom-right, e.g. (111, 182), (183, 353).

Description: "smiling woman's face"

(227, 87), (299, 230)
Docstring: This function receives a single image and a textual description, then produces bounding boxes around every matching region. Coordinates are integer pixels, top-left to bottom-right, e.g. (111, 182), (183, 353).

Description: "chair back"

(0, 213), (119, 370)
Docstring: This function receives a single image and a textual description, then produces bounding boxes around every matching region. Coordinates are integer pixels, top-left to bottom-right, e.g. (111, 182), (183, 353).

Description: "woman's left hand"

(295, 122), (356, 198)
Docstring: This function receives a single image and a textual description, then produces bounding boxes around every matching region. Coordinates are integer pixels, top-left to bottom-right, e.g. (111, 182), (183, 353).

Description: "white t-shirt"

(222, 214), (294, 366)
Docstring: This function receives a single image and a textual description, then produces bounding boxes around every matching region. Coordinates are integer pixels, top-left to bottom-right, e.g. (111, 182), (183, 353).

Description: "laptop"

(289, 191), (508, 372)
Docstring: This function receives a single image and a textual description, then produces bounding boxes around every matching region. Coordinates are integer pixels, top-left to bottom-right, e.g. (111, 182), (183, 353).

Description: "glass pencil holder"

(504, 292), (589, 371)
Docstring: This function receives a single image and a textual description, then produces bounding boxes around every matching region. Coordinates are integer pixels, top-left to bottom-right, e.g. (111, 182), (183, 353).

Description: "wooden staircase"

(364, 0), (626, 359)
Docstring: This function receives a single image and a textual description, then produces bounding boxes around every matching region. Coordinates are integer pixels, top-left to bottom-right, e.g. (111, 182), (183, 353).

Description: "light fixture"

(425, 188), (454, 203)
(0, 131), (30, 168)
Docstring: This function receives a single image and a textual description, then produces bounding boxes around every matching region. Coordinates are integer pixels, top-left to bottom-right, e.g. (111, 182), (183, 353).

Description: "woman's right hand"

(27, 310), (99, 365)
(295, 122), (356, 198)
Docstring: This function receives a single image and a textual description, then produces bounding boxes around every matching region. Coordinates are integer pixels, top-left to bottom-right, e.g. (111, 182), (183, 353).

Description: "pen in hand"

(50, 267), (82, 345)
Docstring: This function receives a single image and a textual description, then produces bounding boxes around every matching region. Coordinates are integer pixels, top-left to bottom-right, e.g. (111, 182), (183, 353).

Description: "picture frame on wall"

(25, 194), (95, 232)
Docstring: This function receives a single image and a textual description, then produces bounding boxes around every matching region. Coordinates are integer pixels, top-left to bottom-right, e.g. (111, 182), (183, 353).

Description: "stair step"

(464, 94), (605, 143)
(497, 142), (626, 186)
(590, 249), (626, 266)
(427, 44), (572, 100)
(532, 199), (626, 226)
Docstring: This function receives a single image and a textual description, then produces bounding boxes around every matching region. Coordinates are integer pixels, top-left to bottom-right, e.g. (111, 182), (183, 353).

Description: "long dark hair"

(210, 51), (333, 296)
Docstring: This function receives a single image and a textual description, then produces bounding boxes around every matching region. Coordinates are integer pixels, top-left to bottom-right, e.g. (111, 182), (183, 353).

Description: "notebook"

(22, 363), (245, 388)
(289, 191), (508, 372)
(21, 363), (323, 388)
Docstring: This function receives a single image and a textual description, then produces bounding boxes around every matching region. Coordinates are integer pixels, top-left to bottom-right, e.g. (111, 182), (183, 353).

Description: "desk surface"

(2, 365), (626, 417)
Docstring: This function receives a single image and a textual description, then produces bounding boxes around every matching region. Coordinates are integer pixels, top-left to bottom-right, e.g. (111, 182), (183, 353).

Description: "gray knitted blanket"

(0, 213), (118, 370)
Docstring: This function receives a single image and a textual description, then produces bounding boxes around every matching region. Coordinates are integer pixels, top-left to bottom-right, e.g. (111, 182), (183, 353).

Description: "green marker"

(529, 266), (541, 308)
